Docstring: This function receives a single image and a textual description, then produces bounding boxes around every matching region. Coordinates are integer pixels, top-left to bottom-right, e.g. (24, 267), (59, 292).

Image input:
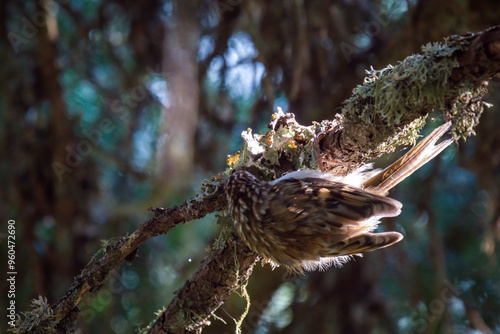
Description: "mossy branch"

(329, 25), (500, 175)
(12, 179), (228, 333)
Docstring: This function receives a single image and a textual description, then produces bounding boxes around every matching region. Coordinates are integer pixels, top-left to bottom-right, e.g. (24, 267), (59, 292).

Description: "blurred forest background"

(1, 0), (500, 333)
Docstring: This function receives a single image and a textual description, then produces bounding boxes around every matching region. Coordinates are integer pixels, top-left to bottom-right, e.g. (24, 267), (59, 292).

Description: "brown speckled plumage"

(225, 122), (453, 273)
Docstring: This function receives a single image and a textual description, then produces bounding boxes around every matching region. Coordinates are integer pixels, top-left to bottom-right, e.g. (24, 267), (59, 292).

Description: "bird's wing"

(265, 177), (403, 256)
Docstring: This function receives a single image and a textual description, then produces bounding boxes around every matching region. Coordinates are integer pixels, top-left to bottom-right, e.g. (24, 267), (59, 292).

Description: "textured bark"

(148, 234), (259, 333)
(317, 26), (500, 176)
(51, 183), (227, 331)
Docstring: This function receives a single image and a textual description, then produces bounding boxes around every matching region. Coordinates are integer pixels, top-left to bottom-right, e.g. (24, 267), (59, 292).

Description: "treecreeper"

(225, 122), (453, 273)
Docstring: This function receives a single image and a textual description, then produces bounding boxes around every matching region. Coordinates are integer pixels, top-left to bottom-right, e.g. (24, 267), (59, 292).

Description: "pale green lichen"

(343, 37), (487, 152)
(448, 82), (491, 141)
(140, 307), (207, 333)
(376, 116), (429, 152)
(422, 40), (463, 57)
(234, 282), (251, 334)
(11, 296), (57, 334)
(346, 48), (461, 126)
(345, 40), (466, 123)
(225, 108), (322, 178)
(137, 306), (167, 334)
(211, 215), (234, 251)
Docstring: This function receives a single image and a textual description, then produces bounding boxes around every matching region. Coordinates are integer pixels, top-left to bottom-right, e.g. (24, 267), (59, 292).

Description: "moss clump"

(448, 82), (491, 140)
(342, 36), (489, 152)
(225, 108), (325, 179)
(344, 41), (464, 127)
(375, 116), (429, 152)
(11, 296), (57, 334)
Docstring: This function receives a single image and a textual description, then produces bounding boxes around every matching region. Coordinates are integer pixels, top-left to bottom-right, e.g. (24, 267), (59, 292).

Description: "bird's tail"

(363, 122), (453, 195)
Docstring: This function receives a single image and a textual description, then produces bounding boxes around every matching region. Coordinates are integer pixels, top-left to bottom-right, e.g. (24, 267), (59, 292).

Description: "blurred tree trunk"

(156, 0), (201, 192)
(0, 0), (99, 314)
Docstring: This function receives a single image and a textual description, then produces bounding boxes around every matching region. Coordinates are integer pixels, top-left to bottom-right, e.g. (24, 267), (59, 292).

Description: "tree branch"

(320, 25), (500, 175)
(147, 234), (259, 334)
(14, 181), (227, 333)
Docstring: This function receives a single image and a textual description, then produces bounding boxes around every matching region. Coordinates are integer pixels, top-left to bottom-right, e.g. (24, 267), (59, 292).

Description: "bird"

(224, 122), (453, 273)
